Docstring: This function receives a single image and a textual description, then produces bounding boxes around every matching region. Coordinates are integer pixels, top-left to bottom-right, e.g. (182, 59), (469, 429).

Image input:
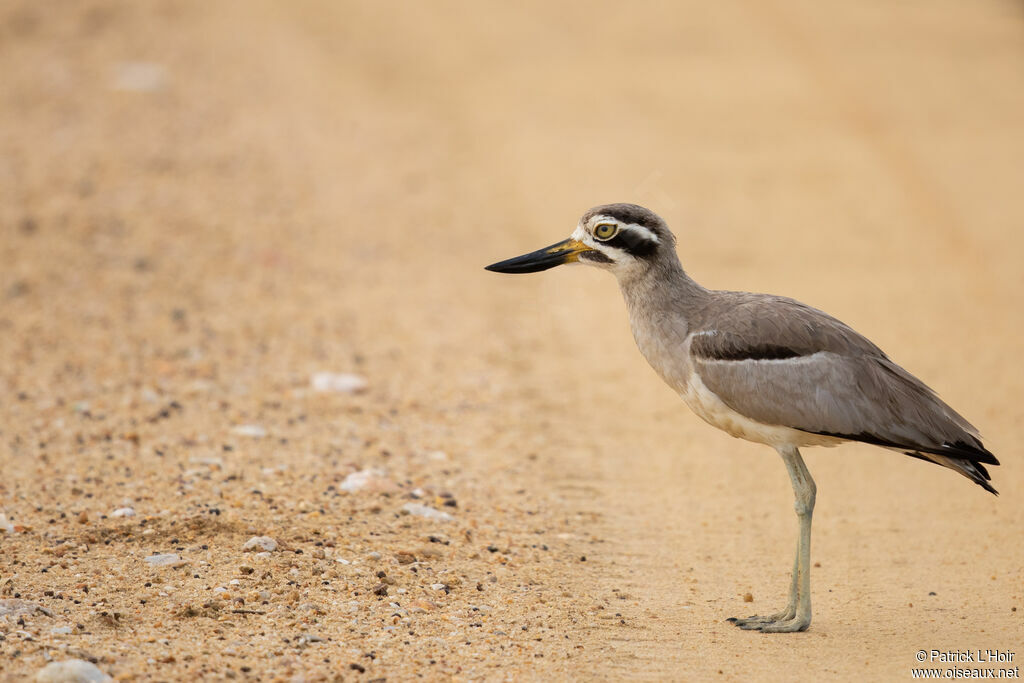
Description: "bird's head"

(485, 203), (675, 279)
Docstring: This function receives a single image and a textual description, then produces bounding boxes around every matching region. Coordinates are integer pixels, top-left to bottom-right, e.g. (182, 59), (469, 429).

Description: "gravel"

(242, 536), (278, 552)
(34, 659), (111, 682)
(143, 554), (182, 567)
(401, 503), (454, 522)
(231, 424), (267, 438)
(310, 372), (368, 394)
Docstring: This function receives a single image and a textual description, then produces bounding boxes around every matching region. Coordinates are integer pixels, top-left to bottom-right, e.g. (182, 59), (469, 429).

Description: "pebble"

(743, 592), (754, 603)
(231, 424), (267, 438)
(408, 600), (438, 613)
(111, 61), (166, 93)
(0, 512), (14, 534)
(188, 456), (224, 467)
(50, 626), (73, 635)
(401, 503), (453, 522)
(339, 468), (391, 493)
(242, 536), (278, 552)
(110, 507), (136, 518)
(0, 599), (45, 618)
(34, 659), (111, 682)
(143, 554), (182, 567)
(430, 583), (447, 591)
(310, 372), (368, 394)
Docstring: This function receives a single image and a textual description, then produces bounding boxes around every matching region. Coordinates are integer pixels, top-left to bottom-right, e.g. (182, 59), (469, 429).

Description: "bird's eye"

(594, 223), (618, 240)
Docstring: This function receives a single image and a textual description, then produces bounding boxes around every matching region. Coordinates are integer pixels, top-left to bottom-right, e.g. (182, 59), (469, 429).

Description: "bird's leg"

(728, 446), (815, 633)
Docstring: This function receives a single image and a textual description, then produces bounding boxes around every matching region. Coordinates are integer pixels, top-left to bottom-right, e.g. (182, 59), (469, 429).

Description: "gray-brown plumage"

(687, 294), (997, 493)
(486, 203), (998, 633)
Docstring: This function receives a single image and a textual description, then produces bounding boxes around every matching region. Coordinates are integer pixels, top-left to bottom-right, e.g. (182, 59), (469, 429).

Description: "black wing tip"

(941, 440), (999, 466)
(804, 429), (999, 495)
(933, 453), (999, 495)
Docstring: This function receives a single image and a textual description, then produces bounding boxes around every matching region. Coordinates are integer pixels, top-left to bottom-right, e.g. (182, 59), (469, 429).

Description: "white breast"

(634, 324), (840, 449)
(680, 369), (839, 448)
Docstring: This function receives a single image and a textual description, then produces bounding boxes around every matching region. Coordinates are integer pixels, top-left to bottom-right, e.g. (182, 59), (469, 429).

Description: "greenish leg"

(728, 446), (815, 633)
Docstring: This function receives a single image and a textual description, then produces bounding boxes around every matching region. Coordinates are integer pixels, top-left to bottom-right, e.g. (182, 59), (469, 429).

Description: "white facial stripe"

(621, 223), (660, 244)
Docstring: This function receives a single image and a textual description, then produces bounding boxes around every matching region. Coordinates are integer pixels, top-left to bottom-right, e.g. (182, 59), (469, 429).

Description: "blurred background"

(1, 0), (1021, 679)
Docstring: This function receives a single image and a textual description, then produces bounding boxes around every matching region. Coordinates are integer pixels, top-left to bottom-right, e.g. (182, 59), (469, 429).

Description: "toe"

(756, 618), (810, 633)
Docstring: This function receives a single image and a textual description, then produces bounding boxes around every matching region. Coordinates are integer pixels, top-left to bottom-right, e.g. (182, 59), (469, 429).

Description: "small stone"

(0, 512), (14, 534)
(400, 503), (453, 522)
(50, 626), (73, 635)
(77, 511), (89, 524)
(407, 600), (437, 613)
(144, 554), (182, 567)
(239, 566), (254, 575)
(111, 61), (166, 93)
(430, 583), (447, 591)
(339, 469), (392, 493)
(372, 584), (388, 596)
(34, 659), (111, 682)
(242, 536), (278, 552)
(110, 507), (136, 518)
(395, 552), (417, 565)
(231, 424), (266, 438)
(0, 599), (45, 617)
(310, 372), (368, 394)
(188, 456), (224, 467)
(743, 593), (754, 603)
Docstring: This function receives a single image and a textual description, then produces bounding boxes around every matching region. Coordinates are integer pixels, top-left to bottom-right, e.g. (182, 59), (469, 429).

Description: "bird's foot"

(727, 608), (808, 633)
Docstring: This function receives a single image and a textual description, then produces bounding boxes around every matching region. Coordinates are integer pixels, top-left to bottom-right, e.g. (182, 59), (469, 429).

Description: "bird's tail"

(906, 445), (999, 495)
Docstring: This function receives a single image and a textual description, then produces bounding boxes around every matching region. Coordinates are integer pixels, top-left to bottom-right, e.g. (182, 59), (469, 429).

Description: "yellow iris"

(594, 223), (618, 240)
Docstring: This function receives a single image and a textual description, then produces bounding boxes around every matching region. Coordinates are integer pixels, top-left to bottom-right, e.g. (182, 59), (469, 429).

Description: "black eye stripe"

(603, 228), (658, 258)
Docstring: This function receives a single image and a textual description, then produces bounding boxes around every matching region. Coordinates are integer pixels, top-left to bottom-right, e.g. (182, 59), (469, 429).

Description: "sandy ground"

(1, 1), (1022, 680)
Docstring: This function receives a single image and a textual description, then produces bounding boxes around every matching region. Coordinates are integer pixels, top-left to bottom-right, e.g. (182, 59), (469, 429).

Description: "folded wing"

(691, 296), (998, 493)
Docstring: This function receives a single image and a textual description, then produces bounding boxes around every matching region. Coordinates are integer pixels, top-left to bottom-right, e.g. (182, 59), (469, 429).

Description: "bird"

(485, 203), (998, 633)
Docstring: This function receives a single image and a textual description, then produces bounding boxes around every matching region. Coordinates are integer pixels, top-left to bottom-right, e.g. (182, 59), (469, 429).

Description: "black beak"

(484, 238), (592, 274)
